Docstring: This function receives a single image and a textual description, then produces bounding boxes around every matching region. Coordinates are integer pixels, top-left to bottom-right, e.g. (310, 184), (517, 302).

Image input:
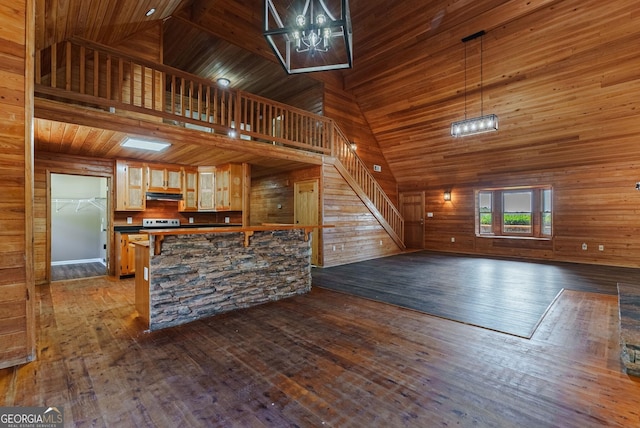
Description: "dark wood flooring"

(1, 255), (640, 426)
(312, 251), (640, 338)
(51, 262), (106, 281)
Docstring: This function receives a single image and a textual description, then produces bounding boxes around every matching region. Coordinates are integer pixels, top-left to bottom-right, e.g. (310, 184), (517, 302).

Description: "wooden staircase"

(34, 38), (405, 249)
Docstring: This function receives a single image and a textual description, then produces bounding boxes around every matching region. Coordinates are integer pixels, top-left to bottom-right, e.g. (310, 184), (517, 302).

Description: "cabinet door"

(215, 167), (230, 210)
(147, 166), (166, 192)
(147, 165), (183, 193)
(116, 160), (145, 211)
(216, 163), (243, 211)
(198, 169), (215, 211)
(180, 169), (198, 211)
(166, 168), (183, 192)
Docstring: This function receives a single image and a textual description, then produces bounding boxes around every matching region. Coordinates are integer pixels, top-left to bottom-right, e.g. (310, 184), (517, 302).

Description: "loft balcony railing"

(34, 38), (404, 248)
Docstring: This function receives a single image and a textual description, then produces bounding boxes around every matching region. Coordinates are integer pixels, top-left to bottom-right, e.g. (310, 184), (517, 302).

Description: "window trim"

(475, 186), (552, 239)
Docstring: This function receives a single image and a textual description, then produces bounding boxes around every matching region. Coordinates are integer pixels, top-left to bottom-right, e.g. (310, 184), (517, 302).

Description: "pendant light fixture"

(263, 0), (353, 74)
(451, 30), (498, 137)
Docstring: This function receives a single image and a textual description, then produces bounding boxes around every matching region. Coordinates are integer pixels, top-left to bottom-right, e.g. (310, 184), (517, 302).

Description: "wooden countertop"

(139, 224), (332, 237)
(140, 224), (333, 254)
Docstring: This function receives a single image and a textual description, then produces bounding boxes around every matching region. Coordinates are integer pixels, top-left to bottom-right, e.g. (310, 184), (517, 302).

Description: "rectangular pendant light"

(451, 114), (498, 137)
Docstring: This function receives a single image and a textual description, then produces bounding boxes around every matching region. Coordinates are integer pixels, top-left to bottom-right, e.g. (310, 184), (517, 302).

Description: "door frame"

(46, 171), (113, 282)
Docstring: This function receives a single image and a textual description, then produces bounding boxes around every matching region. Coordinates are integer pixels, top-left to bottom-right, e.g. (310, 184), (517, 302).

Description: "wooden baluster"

(65, 41), (71, 91)
(170, 75), (176, 115)
(106, 55), (111, 101)
(51, 43), (56, 89)
(93, 50), (99, 97)
(35, 47), (41, 85)
(140, 65), (145, 108)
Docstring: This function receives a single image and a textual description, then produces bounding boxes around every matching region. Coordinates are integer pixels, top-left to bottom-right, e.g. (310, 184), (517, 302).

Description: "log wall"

(0, 0), (34, 368)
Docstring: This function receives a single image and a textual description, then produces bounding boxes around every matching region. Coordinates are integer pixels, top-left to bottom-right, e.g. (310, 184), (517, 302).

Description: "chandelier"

(451, 30), (499, 137)
(264, 0), (353, 74)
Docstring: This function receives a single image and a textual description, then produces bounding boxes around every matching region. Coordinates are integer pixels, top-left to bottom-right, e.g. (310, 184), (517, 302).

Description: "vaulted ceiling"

(36, 0), (623, 187)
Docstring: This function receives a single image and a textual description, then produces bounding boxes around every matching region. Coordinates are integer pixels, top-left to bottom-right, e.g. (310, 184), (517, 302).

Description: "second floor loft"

(34, 38), (405, 248)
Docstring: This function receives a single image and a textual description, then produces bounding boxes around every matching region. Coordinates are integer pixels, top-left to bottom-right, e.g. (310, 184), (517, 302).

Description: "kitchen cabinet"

(147, 164), (182, 193)
(115, 160), (145, 211)
(116, 232), (147, 276)
(133, 241), (150, 324)
(179, 167), (198, 211)
(198, 166), (216, 211)
(215, 163), (243, 211)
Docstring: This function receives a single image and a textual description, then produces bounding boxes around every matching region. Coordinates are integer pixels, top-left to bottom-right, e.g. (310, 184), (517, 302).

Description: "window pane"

(479, 192), (492, 234)
(542, 189), (552, 235)
(503, 191), (532, 234)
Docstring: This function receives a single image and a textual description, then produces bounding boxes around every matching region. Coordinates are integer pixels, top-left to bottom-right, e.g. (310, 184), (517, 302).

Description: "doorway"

(294, 179), (319, 266)
(400, 191), (425, 249)
(50, 174), (108, 281)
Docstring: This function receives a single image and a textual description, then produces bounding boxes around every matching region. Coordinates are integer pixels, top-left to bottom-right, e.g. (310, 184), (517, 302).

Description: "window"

(476, 186), (552, 238)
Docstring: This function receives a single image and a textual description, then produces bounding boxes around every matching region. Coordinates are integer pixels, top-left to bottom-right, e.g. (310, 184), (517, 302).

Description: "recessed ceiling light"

(145, 8), (156, 17)
(217, 78), (231, 87)
(121, 137), (170, 152)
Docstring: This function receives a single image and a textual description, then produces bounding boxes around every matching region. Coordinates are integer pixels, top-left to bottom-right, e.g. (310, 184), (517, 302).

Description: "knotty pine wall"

(350, 0), (640, 269)
(251, 164), (402, 267)
(0, 0), (35, 368)
(250, 166), (321, 226)
(323, 83), (398, 206)
(322, 164), (401, 267)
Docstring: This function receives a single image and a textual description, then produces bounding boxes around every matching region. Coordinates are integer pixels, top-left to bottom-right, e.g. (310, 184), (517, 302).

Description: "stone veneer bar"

(618, 282), (640, 377)
(139, 227), (314, 331)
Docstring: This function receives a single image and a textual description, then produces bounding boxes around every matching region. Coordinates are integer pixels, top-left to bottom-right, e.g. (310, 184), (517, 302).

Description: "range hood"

(146, 192), (183, 201)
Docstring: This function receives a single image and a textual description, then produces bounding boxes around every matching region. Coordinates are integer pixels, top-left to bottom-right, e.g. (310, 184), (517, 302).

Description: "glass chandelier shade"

(264, 0), (353, 74)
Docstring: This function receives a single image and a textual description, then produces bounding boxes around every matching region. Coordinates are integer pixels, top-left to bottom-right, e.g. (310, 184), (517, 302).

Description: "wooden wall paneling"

(323, 83), (399, 206)
(0, 0), (35, 368)
(414, 159), (640, 268)
(321, 164), (401, 267)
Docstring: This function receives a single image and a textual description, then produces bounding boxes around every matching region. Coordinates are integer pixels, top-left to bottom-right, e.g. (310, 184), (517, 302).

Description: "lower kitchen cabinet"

(116, 232), (147, 276)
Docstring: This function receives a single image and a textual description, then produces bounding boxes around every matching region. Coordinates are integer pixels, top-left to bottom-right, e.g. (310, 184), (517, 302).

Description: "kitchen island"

(134, 225), (322, 330)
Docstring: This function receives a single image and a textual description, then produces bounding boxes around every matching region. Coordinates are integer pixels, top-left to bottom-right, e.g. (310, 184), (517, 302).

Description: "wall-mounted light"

(350, 142), (357, 151)
(443, 190), (452, 201)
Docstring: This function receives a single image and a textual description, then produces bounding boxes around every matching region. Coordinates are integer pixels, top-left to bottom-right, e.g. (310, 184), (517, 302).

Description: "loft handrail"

(34, 38), (403, 246)
(331, 125), (405, 248)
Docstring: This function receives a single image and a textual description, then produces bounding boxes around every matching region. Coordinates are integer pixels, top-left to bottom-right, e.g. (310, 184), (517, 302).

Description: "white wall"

(51, 174), (107, 263)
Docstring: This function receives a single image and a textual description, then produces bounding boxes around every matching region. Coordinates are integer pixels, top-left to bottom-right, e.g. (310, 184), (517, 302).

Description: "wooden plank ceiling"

(35, 0), (632, 187)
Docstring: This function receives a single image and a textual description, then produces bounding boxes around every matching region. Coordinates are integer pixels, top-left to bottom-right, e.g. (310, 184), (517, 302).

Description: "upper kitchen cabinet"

(216, 163), (243, 211)
(180, 167), (198, 212)
(147, 164), (182, 194)
(115, 160), (146, 211)
(197, 166), (216, 211)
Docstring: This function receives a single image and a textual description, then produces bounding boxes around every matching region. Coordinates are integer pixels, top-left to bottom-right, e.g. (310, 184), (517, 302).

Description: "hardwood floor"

(51, 262), (106, 281)
(1, 260), (640, 426)
(313, 251), (640, 338)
